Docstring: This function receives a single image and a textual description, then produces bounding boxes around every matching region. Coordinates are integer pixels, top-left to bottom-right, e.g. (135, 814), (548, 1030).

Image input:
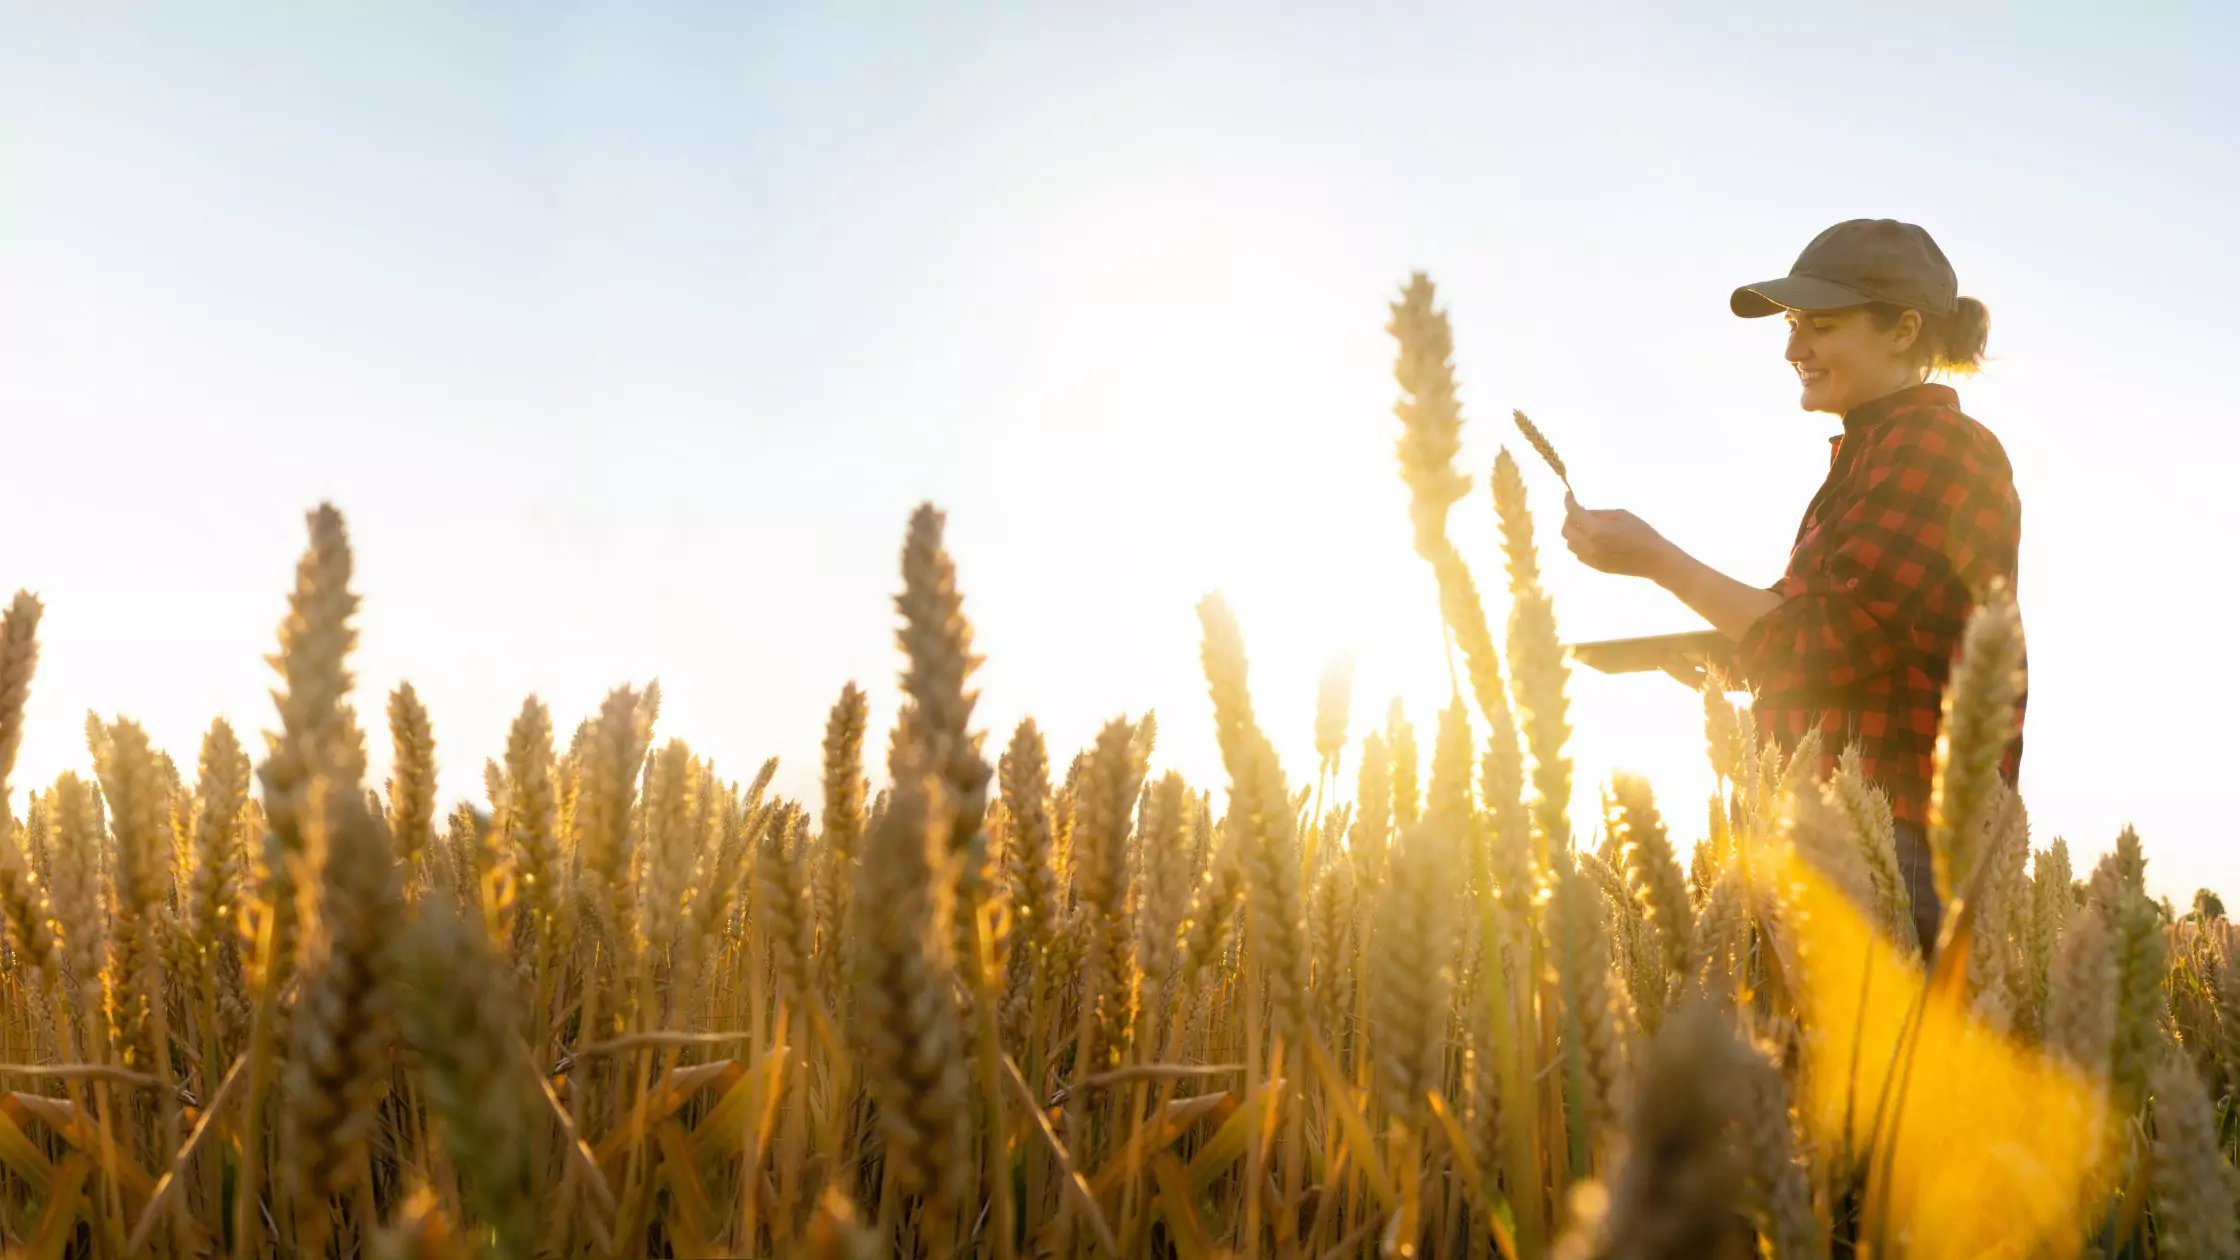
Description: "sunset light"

(2, 7), (2234, 1259)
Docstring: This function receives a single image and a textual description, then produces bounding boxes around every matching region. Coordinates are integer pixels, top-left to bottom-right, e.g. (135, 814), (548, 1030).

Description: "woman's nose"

(1784, 329), (1809, 362)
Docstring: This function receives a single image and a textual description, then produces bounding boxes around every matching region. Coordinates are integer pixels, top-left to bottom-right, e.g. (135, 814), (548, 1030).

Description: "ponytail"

(1868, 297), (1990, 376)
(1929, 297), (1990, 374)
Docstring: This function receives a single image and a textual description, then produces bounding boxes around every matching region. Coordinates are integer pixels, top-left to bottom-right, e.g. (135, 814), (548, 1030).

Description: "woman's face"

(1782, 306), (1921, 414)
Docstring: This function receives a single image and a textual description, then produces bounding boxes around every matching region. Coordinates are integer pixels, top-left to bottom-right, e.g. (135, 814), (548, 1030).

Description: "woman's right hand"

(1562, 493), (1677, 580)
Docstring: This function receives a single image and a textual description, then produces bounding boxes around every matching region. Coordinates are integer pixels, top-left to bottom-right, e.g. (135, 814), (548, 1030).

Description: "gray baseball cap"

(1731, 219), (1959, 318)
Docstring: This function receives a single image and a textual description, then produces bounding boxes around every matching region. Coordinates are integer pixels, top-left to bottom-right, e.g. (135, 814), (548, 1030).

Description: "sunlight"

(1775, 856), (2114, 1259)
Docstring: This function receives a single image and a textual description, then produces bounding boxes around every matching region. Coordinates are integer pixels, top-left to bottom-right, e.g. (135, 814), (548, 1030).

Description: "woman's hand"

(1562, 494), (1677, 580)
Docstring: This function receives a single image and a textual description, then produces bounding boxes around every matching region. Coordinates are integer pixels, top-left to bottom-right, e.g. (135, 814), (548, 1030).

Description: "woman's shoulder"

(1872, 388), (2015, 482)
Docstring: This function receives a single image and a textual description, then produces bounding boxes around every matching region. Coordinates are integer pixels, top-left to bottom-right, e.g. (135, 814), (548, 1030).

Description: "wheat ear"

(893, 503), (991, 856)
(1137, 771), (1193, 994)
(1926, 582), (2025, 906)
(2046, 904), (2117, 1077)
(850, 759), (971, 1242)
(2024, 838), (2073, 1041)
(1315, 647), (1355, 778)
(0, 592), (38, 803)
(817, 682), (869, 987)
(399, 893), (534, 1260)
(2089, 830), (2167, 1108)
(1831, 746), (1912, 951)
(636, 739), (695, 960)
(256, 503), (365, 991)
(2212, 924), (2240, 1099)
(1073, 716), (1148, 1071)
(386, 682), (437, 884)
(1555, 1002), (1746, 1260)
(1307, 855), (1357, 1044)
(501, 697), (561, 946)
(1550, 847), (1628, 1146)
(283, 783), (403, 1252)
(1494, 449), (1576, 861)
(576, 685), (651, 959)
(45, 774), (105, 1004)
(757, 802), (817, 1015)
(2148, 1038), (2240, 1259)
(1385, 700), (1421, 834)
(1511, 409), (1574, 495)
(1735, 1037), (1822, 1258)
(0, 593), (60, 991)
(1386, 272), (1472, 557)
(1371, 812), (1463, 1126)
(1195, 594), (1313, 1040)
(1613, 773), (1695, 979)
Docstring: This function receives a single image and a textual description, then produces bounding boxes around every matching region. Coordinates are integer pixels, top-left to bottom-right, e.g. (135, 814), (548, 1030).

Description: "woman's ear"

(1888, 307), (1923, 356)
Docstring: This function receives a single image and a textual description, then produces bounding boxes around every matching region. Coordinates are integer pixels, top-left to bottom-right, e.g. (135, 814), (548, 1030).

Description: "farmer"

(1559, 218), (2025, 956)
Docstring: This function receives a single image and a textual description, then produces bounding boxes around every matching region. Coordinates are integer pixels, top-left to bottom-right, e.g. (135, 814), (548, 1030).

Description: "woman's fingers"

(1563, 505), (1665, 579)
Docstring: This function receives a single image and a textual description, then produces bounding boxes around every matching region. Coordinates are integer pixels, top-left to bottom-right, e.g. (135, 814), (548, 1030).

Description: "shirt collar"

(1843, 382), (1959, 436)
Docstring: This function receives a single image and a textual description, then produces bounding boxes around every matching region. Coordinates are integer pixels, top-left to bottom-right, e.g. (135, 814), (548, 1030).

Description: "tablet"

(1566, 629), (1734, 676)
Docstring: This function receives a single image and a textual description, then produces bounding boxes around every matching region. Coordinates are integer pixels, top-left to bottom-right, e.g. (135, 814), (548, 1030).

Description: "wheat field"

(0, 276), (2234, 1259)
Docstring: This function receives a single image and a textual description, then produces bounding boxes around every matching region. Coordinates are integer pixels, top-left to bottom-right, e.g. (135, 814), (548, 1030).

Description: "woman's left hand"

(1562, 494), (1676, 580)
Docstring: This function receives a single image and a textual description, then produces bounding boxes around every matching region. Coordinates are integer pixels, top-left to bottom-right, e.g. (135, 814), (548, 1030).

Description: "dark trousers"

(1893, 820), (1942, 957)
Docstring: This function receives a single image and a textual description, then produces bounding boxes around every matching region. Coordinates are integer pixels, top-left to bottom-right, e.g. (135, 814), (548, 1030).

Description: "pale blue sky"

(4, 4), (2235, 900)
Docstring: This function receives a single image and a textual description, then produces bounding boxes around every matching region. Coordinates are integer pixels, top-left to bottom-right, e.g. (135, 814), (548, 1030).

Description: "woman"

(1561, 218), (2025, 955)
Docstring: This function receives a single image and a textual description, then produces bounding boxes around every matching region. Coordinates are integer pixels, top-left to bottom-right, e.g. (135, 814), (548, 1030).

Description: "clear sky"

(4, 4), (2235, 902)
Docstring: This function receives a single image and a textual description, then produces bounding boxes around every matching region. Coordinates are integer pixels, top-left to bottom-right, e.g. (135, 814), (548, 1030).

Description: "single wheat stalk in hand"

(1512, 410), (1574, 497)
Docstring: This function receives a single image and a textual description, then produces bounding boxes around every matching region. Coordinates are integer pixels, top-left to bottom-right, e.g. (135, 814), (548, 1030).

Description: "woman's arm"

(1561, 496), (1781, 640)
(1649, 547), (1784, 640)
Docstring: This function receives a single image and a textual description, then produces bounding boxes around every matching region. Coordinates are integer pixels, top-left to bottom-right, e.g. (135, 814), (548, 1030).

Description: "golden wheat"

(1511, 408), (1574, 496)
(0, 274), (2225, 1260)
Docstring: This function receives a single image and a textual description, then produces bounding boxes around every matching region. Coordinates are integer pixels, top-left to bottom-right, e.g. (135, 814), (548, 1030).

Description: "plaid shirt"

(1735, 383), (2025, 825)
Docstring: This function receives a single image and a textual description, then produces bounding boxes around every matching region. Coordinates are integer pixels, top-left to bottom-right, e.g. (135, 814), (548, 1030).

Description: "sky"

(3, 4), (2236, 903)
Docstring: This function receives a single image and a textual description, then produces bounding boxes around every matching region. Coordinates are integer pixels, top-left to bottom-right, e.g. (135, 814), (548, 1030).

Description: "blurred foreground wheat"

(0, 277), (2234, 1259)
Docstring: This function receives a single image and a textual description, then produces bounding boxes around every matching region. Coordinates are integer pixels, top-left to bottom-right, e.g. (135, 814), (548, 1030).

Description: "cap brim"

(1730, 274), (1880, 318)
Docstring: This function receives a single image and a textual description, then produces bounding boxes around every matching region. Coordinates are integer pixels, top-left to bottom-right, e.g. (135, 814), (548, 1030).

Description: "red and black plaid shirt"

(1735, 383), (2025, 825)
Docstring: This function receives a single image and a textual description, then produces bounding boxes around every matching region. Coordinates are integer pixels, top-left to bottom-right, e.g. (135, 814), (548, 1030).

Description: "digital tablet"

(1566, 629), (1734, 676)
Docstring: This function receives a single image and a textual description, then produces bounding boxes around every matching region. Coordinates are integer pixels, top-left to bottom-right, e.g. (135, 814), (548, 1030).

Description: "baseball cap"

(1730, 219), (1959, 318)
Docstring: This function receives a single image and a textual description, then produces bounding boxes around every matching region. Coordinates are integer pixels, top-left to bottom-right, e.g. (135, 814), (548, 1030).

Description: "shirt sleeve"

(1735, 415), (2013, 697)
